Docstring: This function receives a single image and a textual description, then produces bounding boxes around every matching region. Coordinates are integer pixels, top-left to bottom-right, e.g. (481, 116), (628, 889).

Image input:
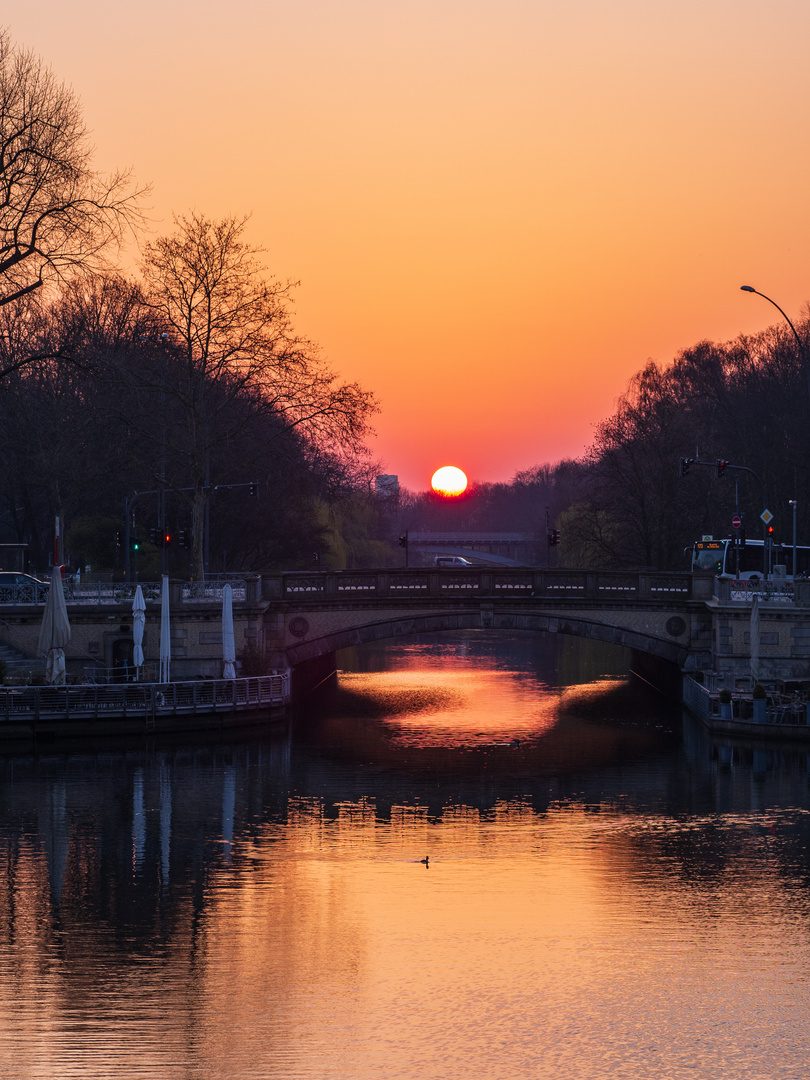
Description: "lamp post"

(742, 286), (809, 567)
(740, 285), (810, 402)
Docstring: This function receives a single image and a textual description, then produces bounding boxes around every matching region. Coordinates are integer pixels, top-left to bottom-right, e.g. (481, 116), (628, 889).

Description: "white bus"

(691, 538), (810, 580)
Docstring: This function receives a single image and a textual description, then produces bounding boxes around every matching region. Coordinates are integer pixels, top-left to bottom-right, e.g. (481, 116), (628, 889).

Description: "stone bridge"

(261, 567), (717, 692)
(5, 567), (809, 694)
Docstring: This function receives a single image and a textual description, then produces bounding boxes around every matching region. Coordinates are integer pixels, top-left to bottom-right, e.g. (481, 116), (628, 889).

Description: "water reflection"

(0, 633), (809, 1078)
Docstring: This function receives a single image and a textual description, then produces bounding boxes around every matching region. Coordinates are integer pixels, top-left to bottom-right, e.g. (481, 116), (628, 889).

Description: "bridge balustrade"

(276, 568), (694, 601)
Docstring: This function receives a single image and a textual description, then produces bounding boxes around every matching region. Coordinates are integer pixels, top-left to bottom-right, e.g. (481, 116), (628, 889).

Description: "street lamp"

(740, 285), (810, 402)
(742, 286), (807, 565)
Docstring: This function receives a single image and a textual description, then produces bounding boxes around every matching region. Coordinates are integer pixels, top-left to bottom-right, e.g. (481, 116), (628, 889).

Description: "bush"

(719, 688), (732, 703)
(753, 683), (766, 699)
(238, 640), (267, 677)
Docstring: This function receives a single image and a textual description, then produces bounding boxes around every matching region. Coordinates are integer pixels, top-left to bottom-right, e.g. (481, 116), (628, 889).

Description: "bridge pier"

(629, 650), (682, 696)
(291, 651), (339, 702)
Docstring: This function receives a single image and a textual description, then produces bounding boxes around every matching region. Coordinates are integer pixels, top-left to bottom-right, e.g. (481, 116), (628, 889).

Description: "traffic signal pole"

(679, 457), (769, 575)
(124, 490), (159, 583)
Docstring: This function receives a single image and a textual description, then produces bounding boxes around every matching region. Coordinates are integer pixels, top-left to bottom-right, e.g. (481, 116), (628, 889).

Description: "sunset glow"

(431, 466), (468, 497)
(8, 3), (810, 489)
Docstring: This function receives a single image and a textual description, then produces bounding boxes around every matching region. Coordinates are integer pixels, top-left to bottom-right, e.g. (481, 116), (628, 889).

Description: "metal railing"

(713, 577), (795, 604)
(0, 673), (290, 722)
(0, 578), (248, 606)
(0, 582), (48, 605)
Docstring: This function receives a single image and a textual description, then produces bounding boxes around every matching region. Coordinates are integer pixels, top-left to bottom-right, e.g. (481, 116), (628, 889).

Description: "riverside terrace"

(3, 569), (810, 691)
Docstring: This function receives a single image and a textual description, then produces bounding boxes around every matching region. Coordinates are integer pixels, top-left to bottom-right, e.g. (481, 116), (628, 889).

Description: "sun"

(431, 465), (468, 497)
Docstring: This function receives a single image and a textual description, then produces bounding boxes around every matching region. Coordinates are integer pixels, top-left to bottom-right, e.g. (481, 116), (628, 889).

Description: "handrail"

(0, 673), (290, 719)
(0, 578), (249, 607)
(273, 567), (695, 601)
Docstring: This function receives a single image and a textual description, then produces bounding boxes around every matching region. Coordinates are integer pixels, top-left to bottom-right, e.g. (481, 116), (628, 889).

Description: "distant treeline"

(388, 316), (810, 572)
(1, 29), (806, 576)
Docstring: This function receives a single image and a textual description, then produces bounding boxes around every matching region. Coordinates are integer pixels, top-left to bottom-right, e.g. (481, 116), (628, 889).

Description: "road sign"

(760, 509), (773, 525)
(732, 515), (741, 529)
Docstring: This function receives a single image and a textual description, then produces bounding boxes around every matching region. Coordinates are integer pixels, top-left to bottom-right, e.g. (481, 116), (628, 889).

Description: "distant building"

(375, 475), (399, 497)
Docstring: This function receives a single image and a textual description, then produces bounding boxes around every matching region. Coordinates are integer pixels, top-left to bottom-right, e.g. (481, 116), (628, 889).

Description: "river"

(1, 630), (809, 1079)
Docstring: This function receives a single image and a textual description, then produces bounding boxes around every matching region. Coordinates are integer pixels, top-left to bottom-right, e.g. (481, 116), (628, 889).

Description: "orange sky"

(8, 2), (810, 491)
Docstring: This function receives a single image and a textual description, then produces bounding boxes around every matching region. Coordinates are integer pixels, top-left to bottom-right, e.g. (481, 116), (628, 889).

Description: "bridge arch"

(283, 609), (690, 669)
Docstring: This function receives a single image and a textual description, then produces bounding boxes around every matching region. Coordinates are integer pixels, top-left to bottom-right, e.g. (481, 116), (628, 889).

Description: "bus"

(691, 538), (810, 580)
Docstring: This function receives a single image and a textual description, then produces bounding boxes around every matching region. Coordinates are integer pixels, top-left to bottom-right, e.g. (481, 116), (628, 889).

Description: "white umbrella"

(222, 583), (236, 679)
(750, 593), (760, 683)
(159, 575), (171, 683)
(132, 585), (146, 674)
(38, 565), (71, 685)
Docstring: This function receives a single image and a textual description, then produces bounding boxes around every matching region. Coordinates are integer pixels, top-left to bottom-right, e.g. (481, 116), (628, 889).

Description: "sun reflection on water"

(338, 668), (560, 748)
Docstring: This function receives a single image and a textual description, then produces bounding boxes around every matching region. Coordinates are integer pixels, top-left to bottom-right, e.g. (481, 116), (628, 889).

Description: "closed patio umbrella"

(750, 593), (760, 683)
(132, 585), (146, 675)
(222, 583), (236, 679)
(38, 565), (71, 685)
(159, 575), (171, 683)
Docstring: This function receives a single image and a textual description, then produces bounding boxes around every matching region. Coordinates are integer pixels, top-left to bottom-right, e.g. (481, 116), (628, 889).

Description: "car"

(0, 572), (49, 602)
(434, 556), (474, 568)
(0, 572), (49, 587)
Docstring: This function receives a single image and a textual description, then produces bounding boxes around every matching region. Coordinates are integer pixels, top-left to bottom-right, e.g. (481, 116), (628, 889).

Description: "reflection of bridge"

(262, 567), (715, 691)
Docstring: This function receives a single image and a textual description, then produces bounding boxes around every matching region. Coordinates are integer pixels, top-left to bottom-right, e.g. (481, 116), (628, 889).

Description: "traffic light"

(249, 482), (257, 497)
(149, 527), (158, 546)
(548, 529), (560, 547)
(115, 531), (122, 548)
(678, 457), (693, 478)
(312, 552), (320, 567)
(716, 459), (727, 478)
(131, 532), (140, 552)
(398, 534), (408, 548)
(163, 532), (172, 547)
(178, 529), (191, 549)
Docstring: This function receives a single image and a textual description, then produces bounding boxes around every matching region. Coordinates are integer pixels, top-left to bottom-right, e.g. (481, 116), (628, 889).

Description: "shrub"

(753, 683), (766, 699)
(238, 640), (266, 677)
(719, 688), (732, 703)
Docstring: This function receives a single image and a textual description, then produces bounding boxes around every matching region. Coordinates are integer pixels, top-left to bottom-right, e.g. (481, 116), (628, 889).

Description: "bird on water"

(419, 856), (430, 866)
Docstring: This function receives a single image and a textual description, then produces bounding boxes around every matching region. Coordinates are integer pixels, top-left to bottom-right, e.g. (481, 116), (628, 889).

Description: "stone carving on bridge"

(597, 575), (638, 593)
(336, 577), (376, 592)
(545, 574), (587, 592)
(441, 575), (478, 590)
(665, 616), (687, 637)
(286, 577), (324, 593)
(389, 575), (429, 591)
(651, 577), (690, 594)
(288, 616), (310, 638)
(494, 575), (533, 591)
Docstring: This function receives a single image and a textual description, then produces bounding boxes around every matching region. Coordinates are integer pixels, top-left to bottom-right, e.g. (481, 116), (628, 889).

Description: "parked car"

(434, 556), (474, 568)
(0, 572), (49, 602)
(0, 572), (48, 587)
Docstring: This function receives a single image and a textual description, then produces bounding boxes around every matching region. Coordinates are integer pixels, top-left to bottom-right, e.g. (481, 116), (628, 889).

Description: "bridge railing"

(269, 567), (694, 601)
(0, 578), (251, 607)
(0, 673), (290, 720)
(713, 577), (796, 605)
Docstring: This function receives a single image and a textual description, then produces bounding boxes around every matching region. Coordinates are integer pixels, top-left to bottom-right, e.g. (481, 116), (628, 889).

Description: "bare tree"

(0, 28), (144, 375)
(140, 212), (378, 579)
